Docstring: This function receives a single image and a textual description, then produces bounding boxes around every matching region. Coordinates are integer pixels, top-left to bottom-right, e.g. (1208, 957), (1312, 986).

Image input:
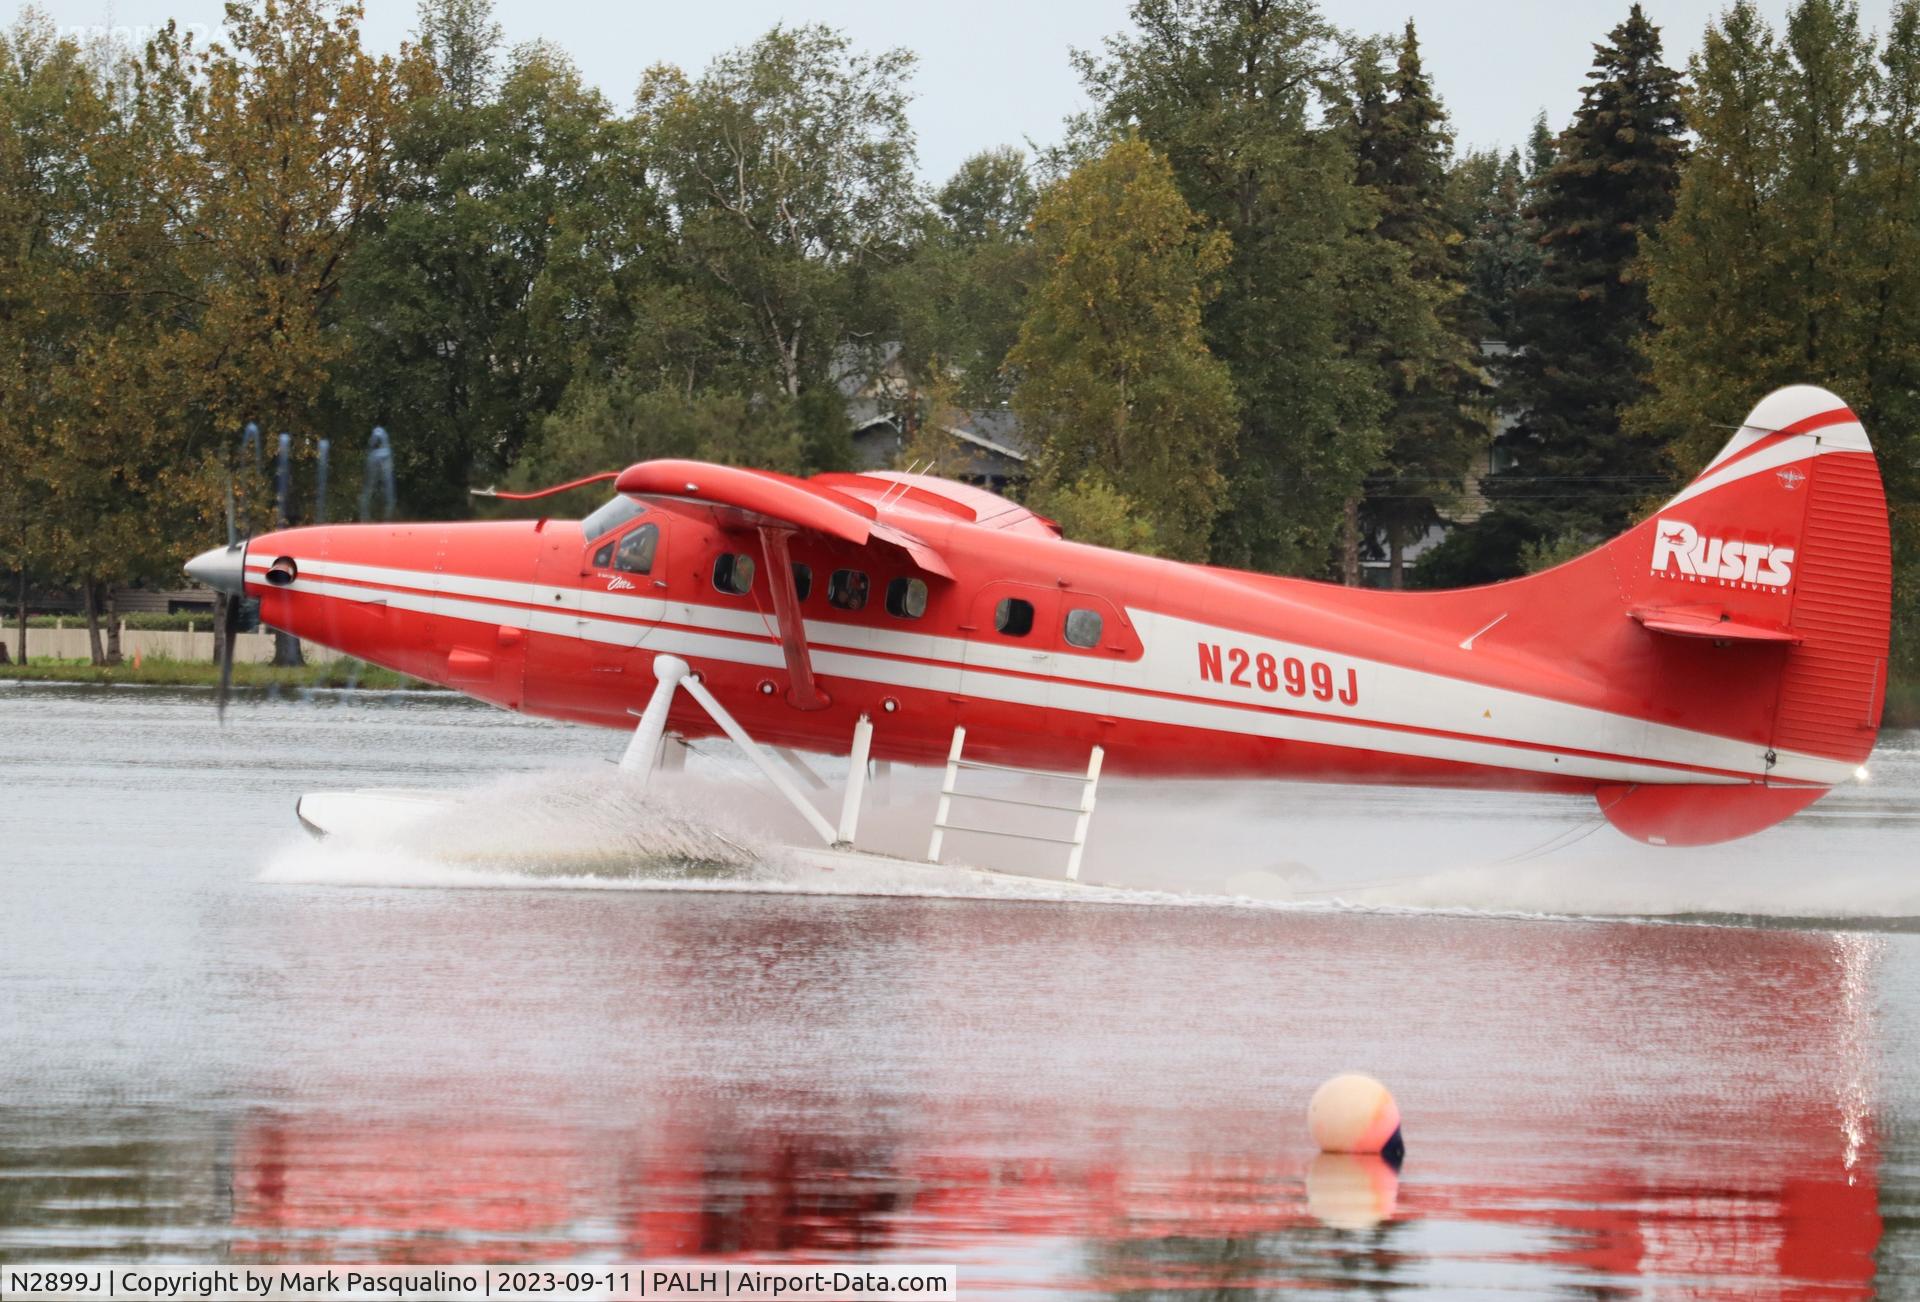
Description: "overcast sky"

(39, 0), (1819, 180)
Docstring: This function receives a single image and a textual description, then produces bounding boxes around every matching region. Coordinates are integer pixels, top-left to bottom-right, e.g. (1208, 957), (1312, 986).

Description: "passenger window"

(994, 597), (1034, 637)
(885, 577), (928, 619)
(713, 552), (755, 595)
(614, 523), (658, 574)
(828, 569), (869, 611)
(791, 563), (812, 602)
(592, 541), (614, 568)
(1064, 608), (1103, 649)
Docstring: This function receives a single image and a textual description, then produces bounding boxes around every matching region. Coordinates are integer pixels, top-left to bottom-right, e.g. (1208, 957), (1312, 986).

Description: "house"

(847, 407), (1031, 491)
(838, 343), (1033, 491)
(1357, 338), (1512, 586)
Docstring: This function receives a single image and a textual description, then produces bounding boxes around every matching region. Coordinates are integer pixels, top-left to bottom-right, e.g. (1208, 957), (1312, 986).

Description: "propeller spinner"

(185, 543), (247, 720)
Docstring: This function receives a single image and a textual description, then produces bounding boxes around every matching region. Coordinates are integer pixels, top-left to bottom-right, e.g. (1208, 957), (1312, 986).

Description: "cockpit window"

(583, 495), (644, 541)
(615, 523), (659, 574)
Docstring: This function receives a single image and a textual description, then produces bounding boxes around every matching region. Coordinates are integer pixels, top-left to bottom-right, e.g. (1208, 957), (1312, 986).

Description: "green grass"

(0, 655), (435, 691)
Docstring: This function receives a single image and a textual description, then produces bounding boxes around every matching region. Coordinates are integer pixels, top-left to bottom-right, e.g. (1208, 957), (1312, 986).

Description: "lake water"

(3, 683), (1919, 1296)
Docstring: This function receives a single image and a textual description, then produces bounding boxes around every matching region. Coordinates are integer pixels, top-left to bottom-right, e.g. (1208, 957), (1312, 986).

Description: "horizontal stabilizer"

(1629, 605), (1802, 644)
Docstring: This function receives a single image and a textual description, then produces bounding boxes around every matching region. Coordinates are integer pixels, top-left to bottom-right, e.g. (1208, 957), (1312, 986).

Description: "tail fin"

(1482, 380), (1889, 844)
(1516, 386), (1891, 845)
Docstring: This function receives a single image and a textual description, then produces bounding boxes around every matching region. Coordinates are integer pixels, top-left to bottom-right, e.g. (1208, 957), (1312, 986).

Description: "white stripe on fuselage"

(247, 555), (1850, 787)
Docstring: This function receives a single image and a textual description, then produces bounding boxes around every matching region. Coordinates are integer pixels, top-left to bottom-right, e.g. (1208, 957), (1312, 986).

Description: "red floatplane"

(188, 385), (1892, 866)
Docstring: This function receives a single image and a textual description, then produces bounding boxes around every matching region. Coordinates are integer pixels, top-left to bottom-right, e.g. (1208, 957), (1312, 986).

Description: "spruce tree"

(1525, 112), (1557, 182)
(1863, 1), (1920, 666)
(1480, 3), (1687, 569)
(1635, 0), (1875, 462)
(1353, 23), (1490, 587)
(1453, 147), (1534, 342)
(1633, 0), (1918, 660)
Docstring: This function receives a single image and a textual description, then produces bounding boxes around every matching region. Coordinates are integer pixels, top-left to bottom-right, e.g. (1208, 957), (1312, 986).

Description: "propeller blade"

(314, 438), (330, 524)
(216, 593), (240, 723)
(274, 433), (292, 528)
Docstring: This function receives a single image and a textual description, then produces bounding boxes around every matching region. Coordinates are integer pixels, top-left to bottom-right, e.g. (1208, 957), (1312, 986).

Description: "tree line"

(1, 0), (1914, 672)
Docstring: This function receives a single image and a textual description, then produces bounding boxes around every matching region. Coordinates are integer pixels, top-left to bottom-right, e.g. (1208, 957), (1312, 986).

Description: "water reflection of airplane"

(224, 918), (1888, 1295)
(227, 1115), (1880, 1293)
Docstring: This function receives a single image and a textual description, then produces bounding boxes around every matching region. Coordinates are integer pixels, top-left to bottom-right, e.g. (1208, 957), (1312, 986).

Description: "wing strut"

(758, 526), (829, 710)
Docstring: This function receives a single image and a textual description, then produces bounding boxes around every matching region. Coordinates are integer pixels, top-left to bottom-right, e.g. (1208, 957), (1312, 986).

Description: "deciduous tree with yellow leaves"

(1011, 135), (1237, 560)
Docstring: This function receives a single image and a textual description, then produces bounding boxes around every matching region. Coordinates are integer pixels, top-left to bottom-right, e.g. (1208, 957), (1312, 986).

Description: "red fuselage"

(207, 382), (1894, 846)
(235, 450), (1870, 821)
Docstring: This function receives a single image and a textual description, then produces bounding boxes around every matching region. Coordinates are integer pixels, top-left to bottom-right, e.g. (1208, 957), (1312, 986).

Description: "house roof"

(941, 423), (1027, 463)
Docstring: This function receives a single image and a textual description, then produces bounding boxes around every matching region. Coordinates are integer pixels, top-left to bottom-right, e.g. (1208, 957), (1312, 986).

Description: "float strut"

(620, 654), (691, 783)
(678, 672), (839, 845)
(927, 726), (967, 863)
(836, 714), (873, 848)
(775, 746), (831, 792)
(1064, 745), (1105, 881)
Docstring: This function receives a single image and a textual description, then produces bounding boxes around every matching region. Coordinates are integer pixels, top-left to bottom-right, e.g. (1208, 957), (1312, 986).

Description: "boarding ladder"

(926, 726), (1104, 880)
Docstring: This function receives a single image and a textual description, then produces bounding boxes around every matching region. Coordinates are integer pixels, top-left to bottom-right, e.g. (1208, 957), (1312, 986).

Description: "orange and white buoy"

(1308, 1073), (1403, 1160)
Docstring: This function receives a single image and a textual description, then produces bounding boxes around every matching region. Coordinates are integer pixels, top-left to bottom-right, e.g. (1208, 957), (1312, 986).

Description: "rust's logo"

(1651, 518), (1795, 590)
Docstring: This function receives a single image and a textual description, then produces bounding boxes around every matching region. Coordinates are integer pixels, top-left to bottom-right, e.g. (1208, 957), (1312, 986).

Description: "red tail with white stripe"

(1539, 385), (1891, 844)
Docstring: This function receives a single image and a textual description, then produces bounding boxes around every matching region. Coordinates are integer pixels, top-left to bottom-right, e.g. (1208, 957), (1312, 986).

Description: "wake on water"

(264, 767), (789, 889)
(259, 733), (1920, 928)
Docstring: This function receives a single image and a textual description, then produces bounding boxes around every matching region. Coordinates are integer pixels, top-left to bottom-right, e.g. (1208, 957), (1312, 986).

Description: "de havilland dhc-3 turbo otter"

(186, 384), (1892, 868)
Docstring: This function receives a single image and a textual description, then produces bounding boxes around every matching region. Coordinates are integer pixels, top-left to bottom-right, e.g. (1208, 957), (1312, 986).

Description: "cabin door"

(958, 580), (1061, 732)
(525, 514), (670, 719)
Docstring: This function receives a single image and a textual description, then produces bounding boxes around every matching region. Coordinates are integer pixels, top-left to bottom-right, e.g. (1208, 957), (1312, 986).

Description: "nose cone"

(185, 544), (246, 596)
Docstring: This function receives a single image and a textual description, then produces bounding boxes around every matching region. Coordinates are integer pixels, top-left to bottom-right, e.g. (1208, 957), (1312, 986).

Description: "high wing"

(613, 459), (955, 711)
(613, 460), (953, 579)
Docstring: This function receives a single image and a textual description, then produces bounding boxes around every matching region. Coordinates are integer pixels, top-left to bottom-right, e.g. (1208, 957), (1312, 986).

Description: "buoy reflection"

(1305, 1152), (1400, 1231)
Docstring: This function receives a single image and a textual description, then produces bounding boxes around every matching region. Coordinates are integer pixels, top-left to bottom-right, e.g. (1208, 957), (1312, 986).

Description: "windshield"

(582, 495), (644, 541)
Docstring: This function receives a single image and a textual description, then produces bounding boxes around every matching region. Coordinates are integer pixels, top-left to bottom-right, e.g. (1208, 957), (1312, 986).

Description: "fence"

(0, 623), (343, 665)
